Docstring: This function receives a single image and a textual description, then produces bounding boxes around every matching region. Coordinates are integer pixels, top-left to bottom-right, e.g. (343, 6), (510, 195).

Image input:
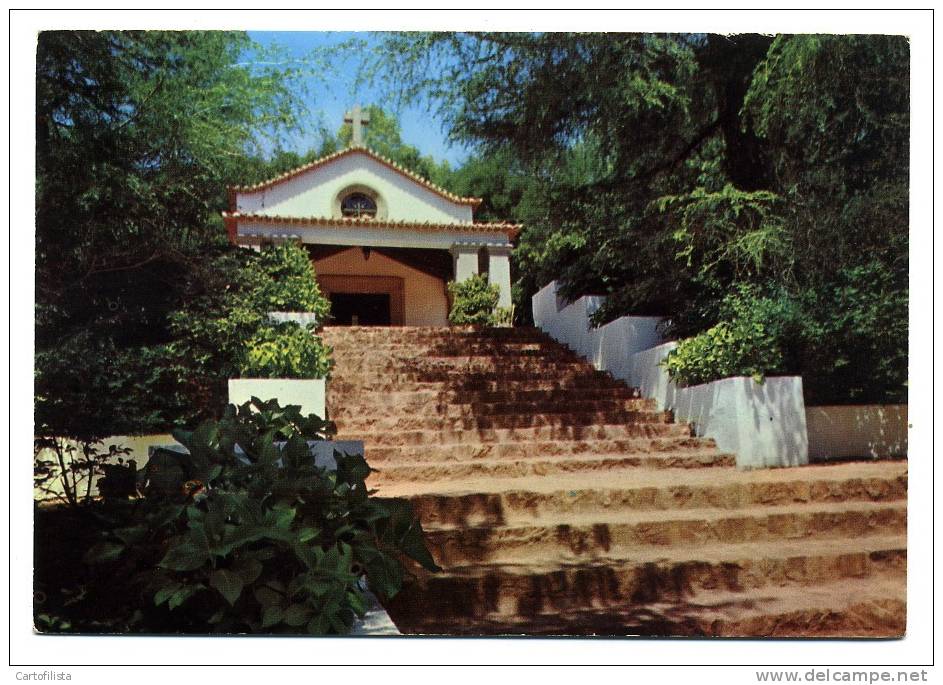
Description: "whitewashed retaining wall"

(532, 281), (663, 384)
(629, 343), (808, 469)
(806, 405), (908, 461)
(228, 378), (326, 420)
(533, 280), (809, 469)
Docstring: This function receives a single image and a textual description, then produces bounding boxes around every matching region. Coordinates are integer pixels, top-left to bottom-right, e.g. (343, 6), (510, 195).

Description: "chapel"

(223, 106), (520, 326)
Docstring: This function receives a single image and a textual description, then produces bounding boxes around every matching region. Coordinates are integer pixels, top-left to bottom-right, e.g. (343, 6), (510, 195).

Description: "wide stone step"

(384, 538), (906, 632)
(331, 376), (638, 396)
(330, 345), (578, 359)
(386, 573), (906, 637)
(327, 387), (646, 411)
(344, 421), (690, 447)
(384, 461), (909, 526)
(369, 451), (736, 484)
(334, 409), (674, 433)
(321, 326), (549, 343)
(329, 397), (656, 419)
(352, 423), (692, 448)
(420, 502), (907, 565)
(329, 368), (618, 386)
(333, 359), (593, 375)
(363, 436), (717, 463)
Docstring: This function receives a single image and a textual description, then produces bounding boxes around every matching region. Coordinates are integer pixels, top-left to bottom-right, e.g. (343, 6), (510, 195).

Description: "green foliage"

(241, 323), (333, 379)
(368, 33), (908, 403)
(35, 31), (312, 439)
(168, 244), (332, 408)
(662, 287), (795, 386)
(794, 262), (908, 405)
(34, 438), (133, 508)
(447, 274), (502, 326)
(79, 398), (440, 635)
(247, 244), (332, 317)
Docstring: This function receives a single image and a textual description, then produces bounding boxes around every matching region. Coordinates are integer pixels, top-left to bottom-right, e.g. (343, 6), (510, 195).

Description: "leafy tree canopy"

(35, 31), (313, 439)
(362, 32), (909, 403)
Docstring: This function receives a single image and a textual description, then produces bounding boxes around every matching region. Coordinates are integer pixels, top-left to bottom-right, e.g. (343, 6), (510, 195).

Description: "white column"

(487, 245), (513, 309)
(450, 244), (480, 282)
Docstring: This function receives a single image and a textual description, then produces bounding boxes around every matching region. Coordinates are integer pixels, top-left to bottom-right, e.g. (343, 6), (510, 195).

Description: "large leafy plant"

(240, 322), (333, 379)
(661, 286), (796, 386)
(248, 243), (332, 318)
(82, 398), (440, 634)
(447, 273), (508, 326)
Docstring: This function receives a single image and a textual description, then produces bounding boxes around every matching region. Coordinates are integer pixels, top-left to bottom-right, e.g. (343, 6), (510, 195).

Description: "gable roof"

(229, 145), (483, 208)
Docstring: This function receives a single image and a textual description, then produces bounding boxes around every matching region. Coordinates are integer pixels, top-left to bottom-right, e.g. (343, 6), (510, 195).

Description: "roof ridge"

(229, 145), (483, 207)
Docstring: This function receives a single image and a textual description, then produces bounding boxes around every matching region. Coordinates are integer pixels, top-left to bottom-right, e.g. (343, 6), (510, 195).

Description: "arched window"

(341, 192), (378, 218)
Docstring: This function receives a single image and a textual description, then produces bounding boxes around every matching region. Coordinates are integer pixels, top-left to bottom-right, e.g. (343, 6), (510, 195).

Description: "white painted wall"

(533, 280), (809, 469)
(229, 378), (327, 420)
(487, 247), (513, 309)
(806, 405), (908, 461)
(532, 281), (663, 383)
(313, 247), (449, 327)
(629, 341), (808, 468)
(34, 434), (175, 501)
(237, 151), (473, 224)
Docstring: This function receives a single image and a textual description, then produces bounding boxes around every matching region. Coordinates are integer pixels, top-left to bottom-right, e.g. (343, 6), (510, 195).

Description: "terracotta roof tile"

(229, 145), (483, 208)
(225, 212), (521, 241)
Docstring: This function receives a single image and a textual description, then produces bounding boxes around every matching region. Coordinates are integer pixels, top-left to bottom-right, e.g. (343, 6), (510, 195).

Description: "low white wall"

(269, 312), (319, 327)
(806, 405), (908, 461)
(531, 281), (663, 382)
(228, 378), (327, 420)
(628, 343), (808, 469)
(34, 433), (176, 502)
(534, 280), (809, 469)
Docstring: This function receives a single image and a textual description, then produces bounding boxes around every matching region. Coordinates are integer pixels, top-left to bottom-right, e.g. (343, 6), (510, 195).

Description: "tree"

(364, 32), (909, 403)
(35, 31), (309, 440)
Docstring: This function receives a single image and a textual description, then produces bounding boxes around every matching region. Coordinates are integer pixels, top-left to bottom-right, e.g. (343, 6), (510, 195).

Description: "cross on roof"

(344, 104), (371, 146)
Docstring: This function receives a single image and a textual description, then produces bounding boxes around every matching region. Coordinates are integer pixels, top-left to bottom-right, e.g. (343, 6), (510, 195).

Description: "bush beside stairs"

(321, 326), (907, 637)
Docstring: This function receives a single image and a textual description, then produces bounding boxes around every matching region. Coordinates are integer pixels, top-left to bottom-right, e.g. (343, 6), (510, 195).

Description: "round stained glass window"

(341, 192), (378, 218)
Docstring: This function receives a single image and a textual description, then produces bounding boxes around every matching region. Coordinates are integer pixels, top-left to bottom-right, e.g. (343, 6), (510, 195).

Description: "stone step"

(321, 326), (549, 343)
(332, 358), (593, 374)
(329, 378), (632, 394)
(383, 538), (906, 634)
(329, 397), (656, 419)
(327, 387), (646, 410)
(384, 461), (909, 526)
(369, 451), (736, 484)
(343, 421), (690, 447)
(362, 436), (718, 463)
(387, 575), (907, 637)
(334, 409), (674, 433)
(328, 368), (619, 386)
(420, 501), (907, 565)
(329, 341), (577, 354)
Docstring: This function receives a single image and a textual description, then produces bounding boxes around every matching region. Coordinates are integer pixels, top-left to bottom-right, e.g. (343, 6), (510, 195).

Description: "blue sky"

(247, 31), (472, 167)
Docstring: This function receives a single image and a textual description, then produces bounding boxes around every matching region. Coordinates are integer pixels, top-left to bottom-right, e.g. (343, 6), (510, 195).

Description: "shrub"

(79, 398), (440, 635)
(448, 274), (502, 325)
(248, 244), (332, 318)
(662, 286), (795, 386)
(795, 261), (908, 405)
(240, 323), (333, 379)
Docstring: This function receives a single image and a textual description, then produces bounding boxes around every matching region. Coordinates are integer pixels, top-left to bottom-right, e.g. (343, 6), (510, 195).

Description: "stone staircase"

(321, 326), (907, 637)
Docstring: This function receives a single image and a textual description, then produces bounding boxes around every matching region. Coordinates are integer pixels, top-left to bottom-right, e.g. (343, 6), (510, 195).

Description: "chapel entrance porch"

(307, 245), (456, 327)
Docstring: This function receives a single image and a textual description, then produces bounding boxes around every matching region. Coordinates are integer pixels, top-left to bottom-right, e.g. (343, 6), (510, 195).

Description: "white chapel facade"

(224, 109), (519, 327)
